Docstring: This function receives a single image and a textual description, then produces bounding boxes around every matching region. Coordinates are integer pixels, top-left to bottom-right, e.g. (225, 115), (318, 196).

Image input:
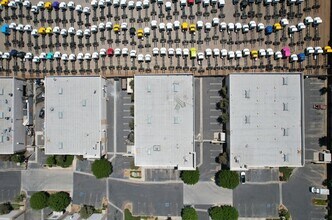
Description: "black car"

(240, 172), (246, 184)
(129, 27), (136, 37)
(39, 108), (45, 119)
(17, 51), (26, 59)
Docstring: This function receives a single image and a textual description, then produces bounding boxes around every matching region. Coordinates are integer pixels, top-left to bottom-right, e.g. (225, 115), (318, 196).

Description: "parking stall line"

(209, 96), (220, 99)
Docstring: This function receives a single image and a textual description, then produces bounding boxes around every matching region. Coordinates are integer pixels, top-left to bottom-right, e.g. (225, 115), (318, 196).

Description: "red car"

(187, 0), (194, 5)
(107, 48), (114, 57)
(313, 104), (327, 110)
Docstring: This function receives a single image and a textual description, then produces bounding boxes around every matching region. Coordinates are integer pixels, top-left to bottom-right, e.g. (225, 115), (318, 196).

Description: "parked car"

(39, 108), (45, 118)
(240, 172), (246, 184)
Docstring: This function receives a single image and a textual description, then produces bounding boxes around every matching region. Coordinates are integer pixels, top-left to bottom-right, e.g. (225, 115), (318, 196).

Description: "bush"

(14, 192), (26, 203)
(80, 205), (95, 219)
(0, 203), (13, 215)
(91, 159), (113, 179)
(279, 208), (290, 220)
(279, 167), (293, 181)
(209, 205), (239, 220)
(30, 191), (49, 210)
(48, 192), (71, 211)
(130, 106), (134, 117)
(10, 154), (25, 163)
(180, 168), (200, 185)
(46, 155), (74, 168)
(181, 207), (198, 220)
(215, 170), (239, 189)
(46, 156), (56, 167)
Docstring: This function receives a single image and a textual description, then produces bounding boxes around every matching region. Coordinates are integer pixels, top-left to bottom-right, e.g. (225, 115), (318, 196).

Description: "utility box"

(211, 132), (225, 144)
(313, 150), (331, 164)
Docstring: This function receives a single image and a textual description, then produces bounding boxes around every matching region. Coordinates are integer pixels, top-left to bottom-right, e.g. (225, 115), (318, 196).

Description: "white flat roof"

(134, 75), (195, 170)
(45, 77), (107, 158)
(228, 73), (304, 170)
(0, 78), (25, 154)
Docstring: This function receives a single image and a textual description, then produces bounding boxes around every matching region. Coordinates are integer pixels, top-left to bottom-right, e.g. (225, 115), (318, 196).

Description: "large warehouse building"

(227, 73), (305, 171)
(44, 77), (109, 158)
(0, 78), (26, 154)
(134, 74), (196, 170)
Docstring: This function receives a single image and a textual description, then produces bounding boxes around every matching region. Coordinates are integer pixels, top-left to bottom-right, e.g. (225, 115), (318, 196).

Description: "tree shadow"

(319, 136), (328, 147)
(319, 87), (328, 95)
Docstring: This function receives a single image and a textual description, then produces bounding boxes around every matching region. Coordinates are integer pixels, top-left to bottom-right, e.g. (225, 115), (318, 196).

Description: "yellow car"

(38, 27), (46, 35)
(273, 23), (282, 31)
(189, 24), (196, 33)
(190, 48), (197, 59)
(137, 29), (143, 38)
(46, 27), (53, 34)
(181, 22), (188, 31)
(324, 46), (332, 54)
(44, 1), (52, 10)
(113, 24), (120, 33)
(0, 0), (8, 6)
(250, 50), (258, 59)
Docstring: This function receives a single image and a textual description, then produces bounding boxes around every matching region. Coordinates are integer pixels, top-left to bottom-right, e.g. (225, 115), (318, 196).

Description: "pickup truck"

(313, 150), (331, 164)
(310, 186), (330, 195)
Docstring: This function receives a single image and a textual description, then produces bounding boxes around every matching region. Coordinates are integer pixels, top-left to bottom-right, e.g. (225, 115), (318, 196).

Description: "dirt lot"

(0, 0), (330, 78)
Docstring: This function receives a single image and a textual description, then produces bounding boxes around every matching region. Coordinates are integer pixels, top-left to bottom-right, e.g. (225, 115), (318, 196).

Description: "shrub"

(181, 206), (198, 220)
(14, 192), (26, 203)
(0, 203), (13, 215)
(48, 192), (71, 211)
(209, 206), (239, 220)
(80, 205), (95, 219)
(10, 154), (25, 163)
(180, 168), (200, 185)
(91, 159), (113, 179)
(46, 156), (56, 167)
(30, 191), (49, 210)
(215, 170), (239, 189)
(279, 167), (293, 181)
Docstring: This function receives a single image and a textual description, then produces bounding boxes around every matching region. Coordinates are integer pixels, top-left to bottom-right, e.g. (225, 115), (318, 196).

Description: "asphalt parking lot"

(108, 179), (183, 217)
(184, 181), (232, 205)
(144, 168), (180, 182)
(281, 76), (327, 220)
(0, 0), (329, 78)
(111, 155), (132, 179)
(21, 169), (73, 191)
(0, 171), (21, 203)
(245, 168), (279, 183)
(195, 77), (223, 181)
(72, 172), (106, 208)
(233, 183), (280, 218)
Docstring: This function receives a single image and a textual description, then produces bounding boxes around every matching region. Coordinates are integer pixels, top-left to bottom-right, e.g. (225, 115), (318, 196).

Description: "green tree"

(46, 156), (56, 167)
(215, 170), (239, 189)
(209, 205), (239, 220)
(0, 202), (13, 215)
(10, 154), (25, 163)
(180, 168), (200, 185)
(30, 191), (49, 210)
(129, 119), (134, 130)
(279, 208), (290, 220)
(48, 192), (71, 211)
(91, 159), (113, 179)
(80, 205), (95, 219)
(181, 206), (198, 220)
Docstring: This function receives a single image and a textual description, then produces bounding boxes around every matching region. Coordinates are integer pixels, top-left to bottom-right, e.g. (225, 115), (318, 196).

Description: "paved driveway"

(0, 171), (21, 203)
(233, 184), (280, 218)
(108, 179), (183, 217)
(184, 181), (232, 205)
(72, 172), (106, 208)
(21, 169), (73, 192)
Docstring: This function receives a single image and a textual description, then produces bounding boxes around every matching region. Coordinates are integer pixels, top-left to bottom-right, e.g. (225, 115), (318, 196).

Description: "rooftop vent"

(173, 82), (179, 92)
(283, 103), (288, 111)
(282, 128), (289, 136)
(244, 90), (250, 98)
(244, 115), (250, 124)
(282, 77), (288, 85)
(58, 88), (63, 95)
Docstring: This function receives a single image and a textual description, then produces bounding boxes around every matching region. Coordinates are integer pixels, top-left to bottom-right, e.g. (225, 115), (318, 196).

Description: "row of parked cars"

(2, 45), (331, 63)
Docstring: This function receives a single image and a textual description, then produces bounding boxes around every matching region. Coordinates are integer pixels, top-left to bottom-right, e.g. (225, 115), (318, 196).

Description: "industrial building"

(227, 73), (305, 171)
(134, 74), (196, 170)
(44, 77), (108, 158)
(0, 78), (26, 154)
